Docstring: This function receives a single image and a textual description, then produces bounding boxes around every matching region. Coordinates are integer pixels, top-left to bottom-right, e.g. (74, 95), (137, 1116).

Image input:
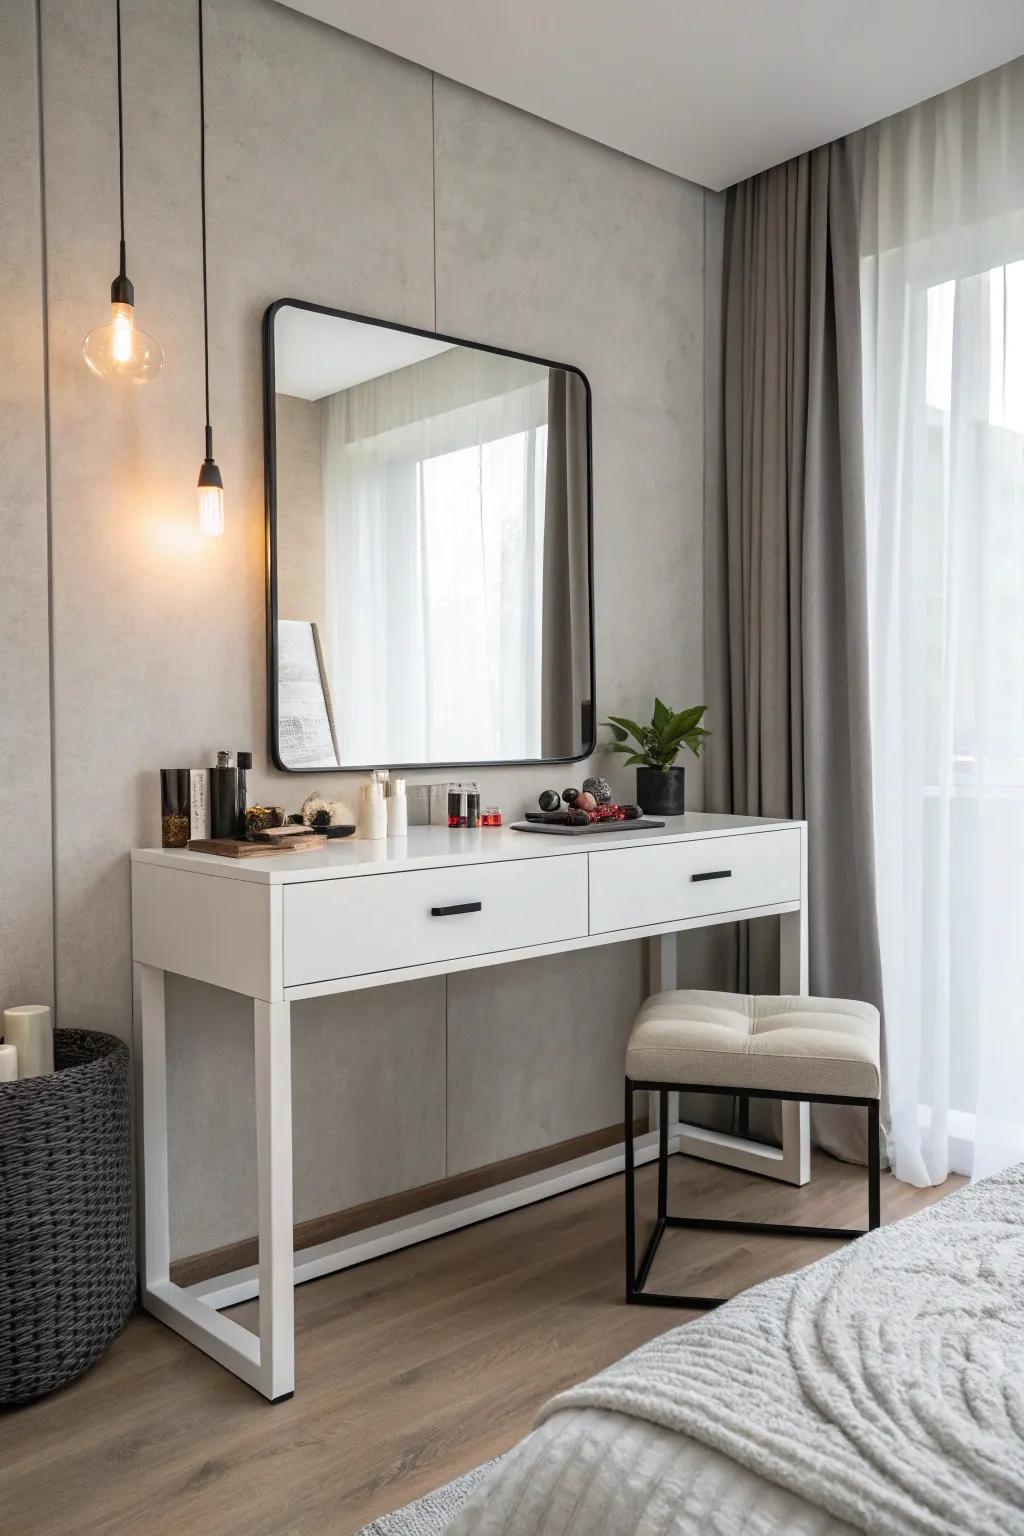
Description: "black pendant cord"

(111, 0), (133, 304)
(198, 0), (213, 455)
(116, 0), (125, 252)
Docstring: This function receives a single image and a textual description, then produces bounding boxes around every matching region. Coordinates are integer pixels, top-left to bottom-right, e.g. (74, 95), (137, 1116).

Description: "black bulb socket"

(110, 271), (135, 307)
(198, 457), (224, 491)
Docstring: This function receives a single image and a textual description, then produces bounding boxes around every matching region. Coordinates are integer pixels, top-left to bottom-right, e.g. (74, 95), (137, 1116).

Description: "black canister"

(210, 751), (243, 839)
(160, 769), (191, 848)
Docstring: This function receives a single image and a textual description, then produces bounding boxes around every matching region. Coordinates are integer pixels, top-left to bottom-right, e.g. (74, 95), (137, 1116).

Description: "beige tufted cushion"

(626, 990), (880, 1099)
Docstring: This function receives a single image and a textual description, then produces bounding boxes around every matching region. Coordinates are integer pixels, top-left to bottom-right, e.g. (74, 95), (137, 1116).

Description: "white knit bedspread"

(445, 1407), (855, 1536)
(448, 1166), (1024, 1536)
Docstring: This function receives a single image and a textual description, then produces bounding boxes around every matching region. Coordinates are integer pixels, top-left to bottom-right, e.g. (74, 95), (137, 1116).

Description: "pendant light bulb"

(83, 291), (164, 384)
(198, 438), (224, 538)
(198, 423), (224, 537)
(195, 0), (223, 538)
(84, 1), (163, 385)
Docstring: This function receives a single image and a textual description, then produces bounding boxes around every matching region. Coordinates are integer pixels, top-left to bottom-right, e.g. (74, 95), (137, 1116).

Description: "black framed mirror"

(264, 300), (595, 772)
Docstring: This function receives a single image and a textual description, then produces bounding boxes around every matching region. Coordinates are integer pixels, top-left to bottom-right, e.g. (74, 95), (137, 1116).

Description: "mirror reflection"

(269, 304), (593, 770)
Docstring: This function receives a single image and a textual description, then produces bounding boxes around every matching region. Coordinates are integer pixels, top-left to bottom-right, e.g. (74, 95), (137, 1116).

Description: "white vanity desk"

(131, 812), (809, 1400)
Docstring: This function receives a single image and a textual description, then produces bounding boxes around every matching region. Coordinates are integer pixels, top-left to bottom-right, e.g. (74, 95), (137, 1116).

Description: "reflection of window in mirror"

(272, 307), (592, 769)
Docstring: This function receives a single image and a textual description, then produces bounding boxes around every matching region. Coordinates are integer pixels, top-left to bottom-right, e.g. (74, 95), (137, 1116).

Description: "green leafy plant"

(604, 699), (710, 771)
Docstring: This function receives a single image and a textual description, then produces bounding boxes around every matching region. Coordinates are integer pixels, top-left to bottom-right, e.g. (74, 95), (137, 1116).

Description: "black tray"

(510, 817), (665, 836)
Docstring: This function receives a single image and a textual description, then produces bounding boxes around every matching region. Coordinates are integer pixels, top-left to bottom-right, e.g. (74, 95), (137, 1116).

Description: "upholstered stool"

(624, 989), (881, 1309)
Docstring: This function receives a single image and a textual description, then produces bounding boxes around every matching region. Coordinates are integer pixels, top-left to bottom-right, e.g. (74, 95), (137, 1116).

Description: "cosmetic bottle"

(237, 752), (252, 827)
(210, 750), (244, 839)
(388, 778), (408, 837)
(447, 784), (461, 828)
(467, 789), (481, 829)
(188, 767), (210, 839)
(358, 780), (387, 840)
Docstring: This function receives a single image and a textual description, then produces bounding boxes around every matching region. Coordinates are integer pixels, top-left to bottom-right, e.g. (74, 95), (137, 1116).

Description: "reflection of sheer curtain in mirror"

(860, 57), (1024, 1184)
(323, 348), (551, 763)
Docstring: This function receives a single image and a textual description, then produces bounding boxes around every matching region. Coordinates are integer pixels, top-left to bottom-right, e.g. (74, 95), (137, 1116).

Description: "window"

(862, 203), (1024, 1182)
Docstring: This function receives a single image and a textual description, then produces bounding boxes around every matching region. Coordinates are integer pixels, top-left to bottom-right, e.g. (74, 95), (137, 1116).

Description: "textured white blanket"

(539, 1165), (1024, 1535)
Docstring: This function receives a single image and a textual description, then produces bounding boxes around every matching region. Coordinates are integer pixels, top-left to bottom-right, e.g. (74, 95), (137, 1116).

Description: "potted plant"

(604, 700), (709, 816)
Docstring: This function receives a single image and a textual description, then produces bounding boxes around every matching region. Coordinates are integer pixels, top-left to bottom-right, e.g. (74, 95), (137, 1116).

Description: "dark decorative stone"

(538, 789), (561, 811)
(582, 775), (613, 804)
(567, 809), (590, 825)
(562, 787), (580, 805)
(620, 803), (642, 819)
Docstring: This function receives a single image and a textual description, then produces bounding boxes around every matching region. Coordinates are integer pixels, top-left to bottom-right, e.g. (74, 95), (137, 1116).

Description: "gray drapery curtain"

(704, 139), (885, 1163)
(541, 369), (591, 757)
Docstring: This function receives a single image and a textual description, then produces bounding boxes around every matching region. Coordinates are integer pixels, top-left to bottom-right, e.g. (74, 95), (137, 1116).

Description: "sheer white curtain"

(323, 351), (548, 764)
(860, 59), (1024, 1184)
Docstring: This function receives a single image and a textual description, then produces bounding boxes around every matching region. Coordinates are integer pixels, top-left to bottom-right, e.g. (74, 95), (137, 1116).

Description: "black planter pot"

(636, 766), (685, 817)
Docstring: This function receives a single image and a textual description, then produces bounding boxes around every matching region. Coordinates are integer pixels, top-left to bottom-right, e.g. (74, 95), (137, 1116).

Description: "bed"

(444, 1166), (1024, 1536)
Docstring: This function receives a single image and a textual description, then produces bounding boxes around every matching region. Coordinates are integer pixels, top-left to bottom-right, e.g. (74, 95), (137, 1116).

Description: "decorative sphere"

(576, 790), (597, 812)
(582, 775), (612, 804)
(538, 788), (561, 811)
(301, 793), (334, 827)
(562, 787), (580, 805)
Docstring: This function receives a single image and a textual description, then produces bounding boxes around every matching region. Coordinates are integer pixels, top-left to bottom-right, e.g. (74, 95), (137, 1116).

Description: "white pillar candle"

(0, 1043), (18, 1082)
(3, 1004), (54, 1079)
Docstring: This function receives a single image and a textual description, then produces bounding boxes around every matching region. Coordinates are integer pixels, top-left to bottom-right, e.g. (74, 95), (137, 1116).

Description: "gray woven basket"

(0, 1028), (135, 1404)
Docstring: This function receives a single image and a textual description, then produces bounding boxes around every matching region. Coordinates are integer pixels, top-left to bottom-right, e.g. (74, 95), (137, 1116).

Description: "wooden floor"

(2, 1154), (961, 1536)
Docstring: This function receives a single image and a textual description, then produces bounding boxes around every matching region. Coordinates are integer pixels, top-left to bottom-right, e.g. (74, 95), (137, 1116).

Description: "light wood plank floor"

(2, 1154), (961, 1536)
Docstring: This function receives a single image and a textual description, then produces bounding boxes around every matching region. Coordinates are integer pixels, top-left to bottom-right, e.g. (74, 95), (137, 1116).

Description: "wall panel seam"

(431, 70), (437, 330)
(34, 0), (59, 1014)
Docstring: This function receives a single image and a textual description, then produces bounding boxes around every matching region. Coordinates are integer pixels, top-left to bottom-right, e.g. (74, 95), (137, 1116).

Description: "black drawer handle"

(691, 870), (732, 883)
(430, 901), (482, 917)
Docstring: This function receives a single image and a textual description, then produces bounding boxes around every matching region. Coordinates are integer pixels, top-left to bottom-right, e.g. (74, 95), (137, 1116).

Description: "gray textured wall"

(4, 0), (715, 1258)
(1, 0), (54, 1010)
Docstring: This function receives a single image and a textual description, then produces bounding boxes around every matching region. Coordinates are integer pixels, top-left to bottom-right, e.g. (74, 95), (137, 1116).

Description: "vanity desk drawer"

(283, 856), (588, 987)
(588, 827), (802, 935)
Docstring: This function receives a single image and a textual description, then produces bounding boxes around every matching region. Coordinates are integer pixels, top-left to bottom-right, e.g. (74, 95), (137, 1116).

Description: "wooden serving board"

(510, 818), (665, 836)
(188, 837), (328, 858)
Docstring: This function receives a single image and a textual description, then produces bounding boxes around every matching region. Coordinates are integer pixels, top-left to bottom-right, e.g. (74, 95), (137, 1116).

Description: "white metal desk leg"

(133, 962), (170, 1294)
(135, 966), (270, 1396)
(254, 999), (295, 1401)
(646, 934), (679, 1130)
(778, 825), (811, 1184)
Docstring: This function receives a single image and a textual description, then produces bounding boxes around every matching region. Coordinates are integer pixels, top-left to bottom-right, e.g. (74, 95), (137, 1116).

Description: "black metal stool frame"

(625, 1079), (881, 1309)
